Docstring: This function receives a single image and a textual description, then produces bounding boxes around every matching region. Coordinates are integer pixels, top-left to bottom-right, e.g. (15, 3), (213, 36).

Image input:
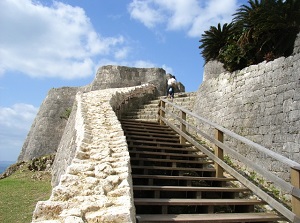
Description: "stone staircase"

(120, 119), (282, 222)
(122, 92), (197, 121)
(120, 92), (283, 222)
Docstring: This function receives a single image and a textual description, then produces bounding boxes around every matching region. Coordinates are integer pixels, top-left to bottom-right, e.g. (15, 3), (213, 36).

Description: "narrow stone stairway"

(122, 92), (197, 122)
(120, 119), (282, 223)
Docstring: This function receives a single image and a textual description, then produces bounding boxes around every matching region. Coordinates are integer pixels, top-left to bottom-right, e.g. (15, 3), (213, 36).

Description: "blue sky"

(0, 0), (248, 161)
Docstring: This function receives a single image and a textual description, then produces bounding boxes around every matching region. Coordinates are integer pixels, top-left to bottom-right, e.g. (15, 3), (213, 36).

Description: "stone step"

(121, 91), (197, 121)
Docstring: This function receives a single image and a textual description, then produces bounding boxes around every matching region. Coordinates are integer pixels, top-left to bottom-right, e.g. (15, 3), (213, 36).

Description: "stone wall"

(19, 66), (180, 162)
(32, 85), (154, 223)
(87, 65), (168, 95)
(18, 87), (80, 161)
(193, 34), (300, 180)
(51, 84), (157, 187)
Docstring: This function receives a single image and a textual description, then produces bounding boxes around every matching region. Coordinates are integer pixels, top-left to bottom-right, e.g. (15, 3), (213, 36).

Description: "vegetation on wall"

(60, 107), (72, 120)
(199, 0), (300, 72)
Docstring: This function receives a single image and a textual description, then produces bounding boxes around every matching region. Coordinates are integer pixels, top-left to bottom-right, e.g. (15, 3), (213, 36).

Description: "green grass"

(0, 166), (52, 223)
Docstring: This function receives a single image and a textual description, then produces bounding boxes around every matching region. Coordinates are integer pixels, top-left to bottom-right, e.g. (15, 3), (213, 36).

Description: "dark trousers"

(167, 86), (174, 98)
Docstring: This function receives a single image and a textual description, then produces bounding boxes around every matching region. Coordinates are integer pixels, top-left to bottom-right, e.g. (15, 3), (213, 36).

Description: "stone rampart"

(18, 87), (80, 161)
(88, 65), (167, 95)
(32, 84), (154, 223)
(19, 66), (179, 162)
(51, 84), (157, 187)
(193, 35), (300, 181)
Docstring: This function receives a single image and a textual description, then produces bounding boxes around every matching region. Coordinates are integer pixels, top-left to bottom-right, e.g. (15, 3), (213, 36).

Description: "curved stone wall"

(32, 85), (154, 223)
(88, 65), (167, 95)
(18, 87), (79, 161)
(19, 66), (177, 162)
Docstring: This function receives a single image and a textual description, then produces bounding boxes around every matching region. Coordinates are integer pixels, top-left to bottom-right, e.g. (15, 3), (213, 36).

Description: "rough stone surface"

(18, 87), (79, 161)
(293, 32), (300, 55)
(193, 33), (300, 181)
(24, 32), (300, 222)
(87, 65), (169, 95)
(51, 84), (156, 187)
(202, 60), (226, 81)
(19, 66), (183, 162)
(32, 85), (154, 223)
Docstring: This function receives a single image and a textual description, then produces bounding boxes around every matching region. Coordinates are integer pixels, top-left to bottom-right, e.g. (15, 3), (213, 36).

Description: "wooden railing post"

(180, 110), (186, 144)
(159, 100), (165, 125)
(291, 167), (300, 218)
(214, 129), (224, 178)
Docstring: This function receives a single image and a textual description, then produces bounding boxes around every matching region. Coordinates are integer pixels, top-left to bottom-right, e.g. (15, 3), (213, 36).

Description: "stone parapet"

(88, 65), (167, 96)
(19, 65), (176, 162)
(32, 85), (154, 223)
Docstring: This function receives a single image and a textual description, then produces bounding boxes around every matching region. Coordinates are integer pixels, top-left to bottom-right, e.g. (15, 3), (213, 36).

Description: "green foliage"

(199, 0), (300, 72)
(28, 154), (55, 171)
(60, 107), (72, 120)
(223, 155), (234, 166)
(219, 43), (247, 72)
(199, 23), (236, 63)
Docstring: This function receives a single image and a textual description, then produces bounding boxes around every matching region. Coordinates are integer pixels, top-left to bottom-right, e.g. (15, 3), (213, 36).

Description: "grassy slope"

(0, 166), (52, 223)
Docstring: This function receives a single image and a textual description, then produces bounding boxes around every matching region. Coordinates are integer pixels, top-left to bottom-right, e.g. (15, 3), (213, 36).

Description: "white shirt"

(168, 77), (176, 86)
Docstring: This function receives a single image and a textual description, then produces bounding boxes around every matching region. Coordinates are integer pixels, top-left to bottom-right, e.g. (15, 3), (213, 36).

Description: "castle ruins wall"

(32, 85), (155, 223)
(18, 87), (79, 161)
(19, 66), (170, 162)
(193, 33), (300, 181)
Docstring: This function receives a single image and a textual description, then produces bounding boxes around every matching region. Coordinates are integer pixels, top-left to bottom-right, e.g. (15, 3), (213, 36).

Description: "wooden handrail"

(159, 99), (300, 169)
(158, 98), (300, 223)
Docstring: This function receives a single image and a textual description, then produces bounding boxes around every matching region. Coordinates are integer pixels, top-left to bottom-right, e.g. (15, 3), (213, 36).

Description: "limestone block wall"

(51, 84), (156, 187)
(88, 65), (167, 96)
(293, 32), (300, 54)
(193, 39), (300, 180)
(32, 85), (154, 223)
(19, 65), (174, 162)
(18, 87), (80, 161)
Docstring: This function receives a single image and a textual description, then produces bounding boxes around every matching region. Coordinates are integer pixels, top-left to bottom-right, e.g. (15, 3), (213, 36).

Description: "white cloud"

(161, 64), (174, 74)
(96, 58), (157, 69)
(188, 0), (238, 37)
(128, 0), (165, 28)
(0, 0), (126, 79)
(128, 0), (240, 37)
(154, 0), (200, 31)
(114, 47), (131, 60)
(132, 60), (156, 68)
(0, 103), (38, 161)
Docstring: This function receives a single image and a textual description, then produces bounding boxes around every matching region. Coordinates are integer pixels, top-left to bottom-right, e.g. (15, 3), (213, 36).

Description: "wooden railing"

(158, 98), (300, 223)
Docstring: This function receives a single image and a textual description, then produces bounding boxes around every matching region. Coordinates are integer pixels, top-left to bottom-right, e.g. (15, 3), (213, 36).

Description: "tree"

(234, 0), (300, 62)
(199, 0), (300, 72)
(199, 23), (236, 63)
